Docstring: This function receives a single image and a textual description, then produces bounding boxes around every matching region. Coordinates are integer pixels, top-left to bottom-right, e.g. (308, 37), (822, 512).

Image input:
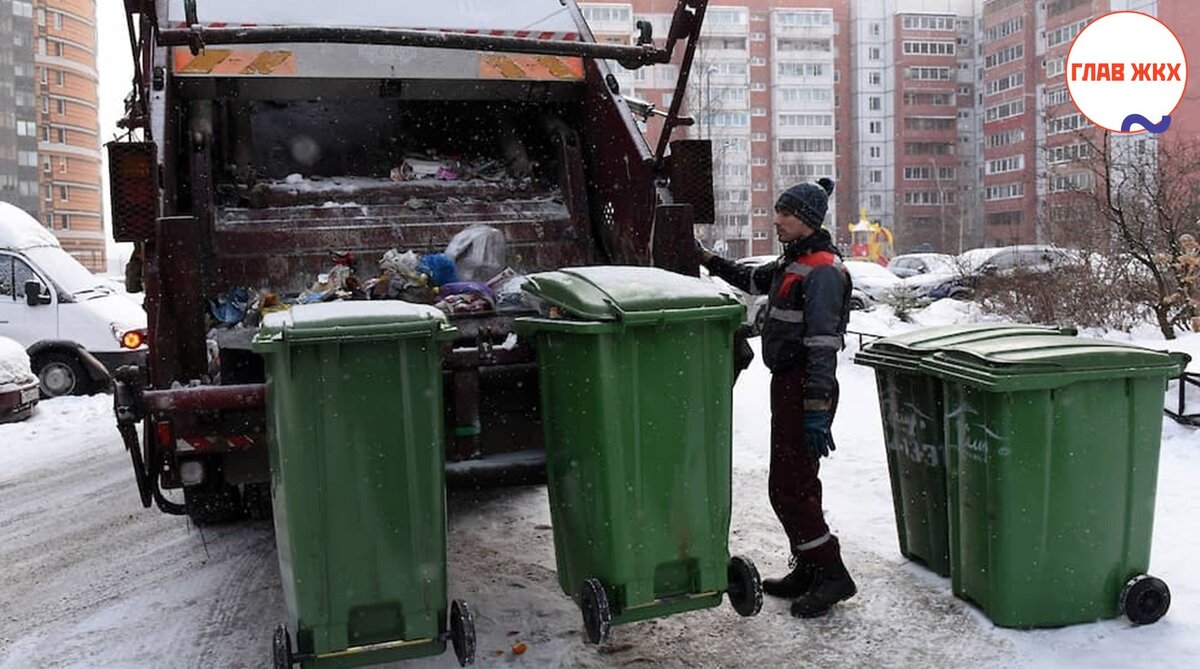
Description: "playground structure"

(848, 208), (894, 266)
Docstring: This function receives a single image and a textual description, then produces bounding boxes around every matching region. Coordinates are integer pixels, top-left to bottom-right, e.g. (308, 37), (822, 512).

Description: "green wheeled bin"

(515, 266), (763, 644)
(252, 302), (476, 668)
(854, 323), (1075, 576)
(919, 335), (1188, 628)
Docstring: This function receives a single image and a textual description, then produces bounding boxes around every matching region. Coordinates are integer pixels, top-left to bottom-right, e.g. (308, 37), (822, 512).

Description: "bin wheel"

(1120, 574), (1171, 625)
(272, 623), (293, 669)
(449, 599), (476, 666)
(580, 578), (611, 645)
(726, 555), (763, 617)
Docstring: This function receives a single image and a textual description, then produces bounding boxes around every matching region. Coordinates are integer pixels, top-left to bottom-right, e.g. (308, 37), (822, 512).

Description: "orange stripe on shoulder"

(797, 251), (838, 267)
(779, 272), (803, 298)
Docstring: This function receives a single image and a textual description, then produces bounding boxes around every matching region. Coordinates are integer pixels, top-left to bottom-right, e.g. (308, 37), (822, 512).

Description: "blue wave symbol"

(1121, 114), (1172, 134)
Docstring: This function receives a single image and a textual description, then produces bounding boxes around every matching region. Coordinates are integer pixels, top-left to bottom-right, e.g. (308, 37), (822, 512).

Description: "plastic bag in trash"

(486, 267), (532, 312)
(209, 286), (251, 325)
(380, 249), (421, 279)
(417, 253), (458, 287)
(445, 225), (507, 283)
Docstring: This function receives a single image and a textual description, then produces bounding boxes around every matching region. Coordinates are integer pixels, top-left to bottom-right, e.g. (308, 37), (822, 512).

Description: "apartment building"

(852, 0), (978, 254)
(0, 0), (103, 271)
(582, 1), (851, 258)
(1, 0), (40, 215)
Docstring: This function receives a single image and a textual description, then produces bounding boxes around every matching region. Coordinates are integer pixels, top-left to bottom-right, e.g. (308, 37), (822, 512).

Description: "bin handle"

(282, 321), (454, 344)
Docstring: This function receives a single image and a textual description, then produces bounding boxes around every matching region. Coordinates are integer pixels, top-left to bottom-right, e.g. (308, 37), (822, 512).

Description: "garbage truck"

(109, 0), (717, 523)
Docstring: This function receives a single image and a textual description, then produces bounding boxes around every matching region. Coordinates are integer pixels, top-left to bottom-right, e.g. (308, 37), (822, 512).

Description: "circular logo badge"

(1066, 11), (1188, 134)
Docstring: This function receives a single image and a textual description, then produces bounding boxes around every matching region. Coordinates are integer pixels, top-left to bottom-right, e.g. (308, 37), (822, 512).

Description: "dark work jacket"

(705, 231), (851, 400)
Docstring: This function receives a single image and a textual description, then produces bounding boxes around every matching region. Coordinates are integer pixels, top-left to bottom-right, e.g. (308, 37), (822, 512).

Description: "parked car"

(887, 252), (957, 279)
(844, 260), (902, 306)
(915, 245), (1082, 300)
(1, 202), (147, 396)
(0, 335), (39, 423)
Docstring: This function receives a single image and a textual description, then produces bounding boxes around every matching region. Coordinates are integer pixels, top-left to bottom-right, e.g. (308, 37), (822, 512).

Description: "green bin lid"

(521, 266), (742, 322)
(918, 334), (1188, 391)
(855, 323), (1074, 371)
(252, 301), (452, 351)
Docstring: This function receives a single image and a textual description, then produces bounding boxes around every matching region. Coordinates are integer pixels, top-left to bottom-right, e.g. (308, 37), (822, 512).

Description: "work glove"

(802, 410), (836, 458)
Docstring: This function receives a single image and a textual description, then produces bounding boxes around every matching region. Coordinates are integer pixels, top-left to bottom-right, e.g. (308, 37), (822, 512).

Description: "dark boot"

(790, 560), (856, 618)
(762, 559), (815, 599)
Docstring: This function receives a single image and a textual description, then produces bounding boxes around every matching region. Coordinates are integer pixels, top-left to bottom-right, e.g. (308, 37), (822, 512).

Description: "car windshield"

(922, 256), (957, 273)
(22, 246), (110, 298)
(957, 248), (1002, 273)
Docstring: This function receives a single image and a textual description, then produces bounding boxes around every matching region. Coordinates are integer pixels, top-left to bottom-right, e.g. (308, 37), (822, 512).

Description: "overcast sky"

(96, 1), (134, 268)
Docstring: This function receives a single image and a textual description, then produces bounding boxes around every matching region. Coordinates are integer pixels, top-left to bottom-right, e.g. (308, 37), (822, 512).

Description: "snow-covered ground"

(1, 300), (1197, 668)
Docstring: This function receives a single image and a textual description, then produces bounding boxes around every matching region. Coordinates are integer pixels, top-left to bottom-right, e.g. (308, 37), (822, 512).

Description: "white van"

(0, 202), (147, 396)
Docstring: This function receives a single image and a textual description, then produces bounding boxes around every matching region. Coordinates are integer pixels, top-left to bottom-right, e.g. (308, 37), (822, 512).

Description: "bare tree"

(1061, 131), (1200, 338)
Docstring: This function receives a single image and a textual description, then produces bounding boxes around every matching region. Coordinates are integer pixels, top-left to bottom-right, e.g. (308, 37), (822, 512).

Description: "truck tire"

(184, 479), (245, 525)
(33, 351), (91, 398)
(241, 481), (273, 520)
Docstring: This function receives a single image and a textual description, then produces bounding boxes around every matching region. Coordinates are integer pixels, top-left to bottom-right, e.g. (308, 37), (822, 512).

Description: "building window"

(869, 169), (882, 184)
(985, 182), (1025, 201)
(868, 121), (882, 134)
(776, 10), (833, 28)
(60, 214), (70, 230)
(753, 230), (768, 240)
(778, 38), (832, 52)
(53, 11), (62, 30)
(779, 138), (834, 153)
(41, 96), (49, 113)
(901, 15), (954, 31)
(753, 208), (769, 216)
(56, 128), (66, 143)
(40, 68), (48, 85)
(753, 182), (768, 191)
(868, 71), (882, 86)
(751, 82), (766, 92)
(870, 22), (882, 37)
(751, 107), (767, 117)
(59, 157), (68, 172)
(43, 185), (53, 202)
(869, 194), (883, 208)
(751, 32), (766, 41)
(59, 185), (69, 201)
(751, 132), (767, 142)
(56, 70), (64, 86)
(42, 156), (52, 173)
(1045, 57), (1065, 79)
(580, 6), (631, 23)
(902, 41), (956, 56)
(869, 146), (881, 158)
(868, 47), (881, 60)
(751, 57), (766, 67)
(777, 62), (826, 78)
(905, 66), (952, 81)
(868, 96), (881, 111)
(779, 87), (831, 104)
(56, 99), (66, 115)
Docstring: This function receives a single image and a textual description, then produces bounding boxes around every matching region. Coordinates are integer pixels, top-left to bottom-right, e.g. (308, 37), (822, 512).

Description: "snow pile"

(1, 298), (1199, 666)
(0, 336), (34, 387)
(0, 395), (118, 483)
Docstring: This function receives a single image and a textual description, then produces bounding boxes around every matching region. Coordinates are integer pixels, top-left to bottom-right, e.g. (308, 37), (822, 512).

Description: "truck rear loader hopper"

(110, 0), (717, 523)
